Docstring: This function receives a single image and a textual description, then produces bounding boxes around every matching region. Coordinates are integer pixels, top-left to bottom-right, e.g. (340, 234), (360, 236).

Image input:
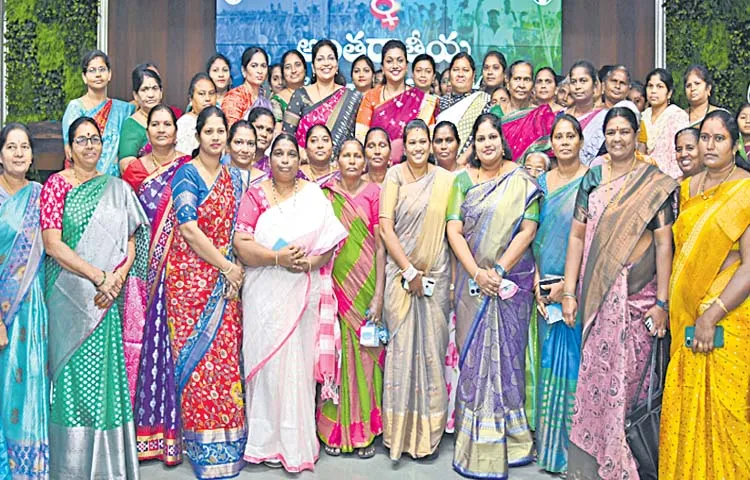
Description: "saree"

(0, 183), (49, 479)
(567, 164), (677, 480)
(380, 165), (454, 460)
(448, 168), (540, 478)
(659, 178), (750, 480)
(118, 117), (148, 161)
(167, 165), (246, 479)
(355, 86), (439, 165)
(437, 91), (491, 156)
(532, 173), (584, 474)
(222, 84), (273, 127)
(43, 175), (149, 479)
(317, 181), (384, 452)
(270, 94), (288, 122)
(238, 182), (347, 472)
(501, 104), (556, 162)
(282, 87), (362, 155)
(124, 154), (191, 465)
(572, 108), (608, 166)
(641, 104), (689, 179)
(62, 98), (135, 177)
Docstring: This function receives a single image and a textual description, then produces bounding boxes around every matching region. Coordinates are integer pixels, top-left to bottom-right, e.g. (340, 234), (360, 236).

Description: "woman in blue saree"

(0, 123), (49, 479)
(62, 50), (134, 177)
(41, 117), (149, 479)
(446, 113), (541, 479)
(532, 114), (587, 475)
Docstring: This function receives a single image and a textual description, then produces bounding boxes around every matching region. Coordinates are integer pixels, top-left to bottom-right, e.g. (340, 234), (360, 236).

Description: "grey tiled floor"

(140, 436), (558, 479)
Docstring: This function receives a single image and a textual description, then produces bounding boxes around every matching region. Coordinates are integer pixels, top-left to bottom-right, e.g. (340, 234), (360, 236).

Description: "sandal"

(263, 460), (283, 469)
(324, 445), (341, 456)
(357, 445), (376, 459)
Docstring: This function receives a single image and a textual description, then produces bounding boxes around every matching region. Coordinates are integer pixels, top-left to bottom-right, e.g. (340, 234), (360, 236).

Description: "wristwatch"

(655, 299), (669, 312)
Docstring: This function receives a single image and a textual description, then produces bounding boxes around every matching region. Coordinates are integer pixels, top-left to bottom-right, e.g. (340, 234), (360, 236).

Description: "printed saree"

(567, 164), (677, 480)
(167, 165), (246, 479)
(238, 182), (347, 472)
(572, 108), (608, 166)
(532, 173), (584, 474)
(501, 104), (556, 162)
(448, 168), (540, 478)
(659, 178), (750, 480)
(124, 154), (191, 465)
(62, 98), (135, 177)
(355, 86), (439, 165)
(437, 90), (491, 156)
(282, 87), (362, 155)
(641, 104), (689, 179)
(44, 175), (149, 479)
(222, 84), (273, 127)
(317, 181), (384, 452)
(380, 165), (453, 460)
(0, 183), (49, 479)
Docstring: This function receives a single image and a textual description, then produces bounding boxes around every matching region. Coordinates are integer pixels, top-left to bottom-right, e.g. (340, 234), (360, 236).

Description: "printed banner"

(217, 0), (562, 85)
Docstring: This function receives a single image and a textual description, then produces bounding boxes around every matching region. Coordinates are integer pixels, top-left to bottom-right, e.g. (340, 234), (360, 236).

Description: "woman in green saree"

(41, 117), (149, 479)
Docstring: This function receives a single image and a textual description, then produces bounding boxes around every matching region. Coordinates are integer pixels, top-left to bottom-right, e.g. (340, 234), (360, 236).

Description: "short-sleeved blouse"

(40, 173), (75, 230)
(171, 163), (213, 224)
(445, 169), (540, 222)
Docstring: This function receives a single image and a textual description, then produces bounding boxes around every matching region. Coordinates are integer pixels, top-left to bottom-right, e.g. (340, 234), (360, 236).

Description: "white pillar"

(98, 0), (109, 53)
(654, 0), (666, 68)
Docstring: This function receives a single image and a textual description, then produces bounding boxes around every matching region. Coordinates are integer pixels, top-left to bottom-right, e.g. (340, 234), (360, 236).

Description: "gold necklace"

(698, 163), (736, 200)
(151, 150), (174, 168)
(73, 168), (99, 185)
(474, 163), (502, 184)
(405, 161), (426, 182)
(606, 155), (637, 206)
(382, 83), (404, 102)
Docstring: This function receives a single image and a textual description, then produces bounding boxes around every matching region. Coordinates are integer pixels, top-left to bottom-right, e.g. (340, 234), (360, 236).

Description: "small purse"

(624, 333), (671, 480)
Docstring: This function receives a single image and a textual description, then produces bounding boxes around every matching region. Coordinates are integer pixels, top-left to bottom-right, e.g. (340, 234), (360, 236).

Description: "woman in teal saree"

(0, 124), (49, 479)
(41, 117), (149, 479)
(532, 114), (588, 475)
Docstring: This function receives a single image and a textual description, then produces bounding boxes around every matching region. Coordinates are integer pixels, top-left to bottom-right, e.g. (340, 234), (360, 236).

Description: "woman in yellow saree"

(660, 110), (750, 479)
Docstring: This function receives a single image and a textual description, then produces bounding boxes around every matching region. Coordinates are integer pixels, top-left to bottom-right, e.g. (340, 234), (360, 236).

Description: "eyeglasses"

(86, 67), (109, 75)
(525, 166), (546, 174)
(74, 136), (103, 146)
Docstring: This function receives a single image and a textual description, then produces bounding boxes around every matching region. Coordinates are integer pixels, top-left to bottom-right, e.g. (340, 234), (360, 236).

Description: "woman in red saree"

(121, 104), (191, 465)
(167, 107), (246, 479)
(355, 40), (439, 165)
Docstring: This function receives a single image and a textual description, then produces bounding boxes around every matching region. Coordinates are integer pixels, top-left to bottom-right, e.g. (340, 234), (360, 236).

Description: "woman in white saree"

(233, 132), (347, 473)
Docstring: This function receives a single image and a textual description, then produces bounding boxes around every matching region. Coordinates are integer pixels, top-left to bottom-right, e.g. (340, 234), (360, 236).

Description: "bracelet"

(473, 268), (482, 282)
(562, 292), (577, 299)
(220, 264), (235, 276)
(713, 297), (729, 315)
(655, 298), (669, 312)
(401, 264), (418, 282)
(275, 252), (279, 267)
(94, 270), (106, 288)
(495, 264), (507, 278)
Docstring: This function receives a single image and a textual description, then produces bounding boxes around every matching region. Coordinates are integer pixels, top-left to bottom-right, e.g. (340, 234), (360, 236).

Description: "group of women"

(0, 39), (749, 480)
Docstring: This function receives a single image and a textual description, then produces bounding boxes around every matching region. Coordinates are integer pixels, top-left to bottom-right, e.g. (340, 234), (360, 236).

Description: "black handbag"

(625, 333), (670, 480)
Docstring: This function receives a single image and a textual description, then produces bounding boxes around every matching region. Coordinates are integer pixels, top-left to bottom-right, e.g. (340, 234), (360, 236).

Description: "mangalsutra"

(73, 168), (99, 184)
(151, 151), (174, 168)
(272, 177), (298, 213)
(606, 156), (637, 206)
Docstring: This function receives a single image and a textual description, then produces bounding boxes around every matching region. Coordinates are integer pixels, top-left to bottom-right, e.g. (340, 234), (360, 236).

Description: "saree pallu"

(355, 86), (439, 165)
(282, 87), (362, 155)
(240, 183), (347, 472)
(127, 155), (191, 465)
(452, 169), (540, 479)
(317, 182), (384, 452)
(532, 174), (584, 474)
(222, 84), (273, 127)
(62, 98), (135, 177)
(659, 178), (750, 480)
(380, 166), (453, 460)
(270, 94), (288, 122)
(166, 168), (246, 479)
(641, 104), (689, 179)
(437, 91), (491, 156)
(568, 165), (677, 480)
(0, 183), (49, 479)
(45, 175), (149, 479)
(501, 105), (556, 162)
(575, 108), (608, 166)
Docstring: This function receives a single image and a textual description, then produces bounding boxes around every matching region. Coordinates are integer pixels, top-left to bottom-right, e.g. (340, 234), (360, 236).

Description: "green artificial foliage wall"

(666, 0), (750, 113)
(4, 0), (100, 123)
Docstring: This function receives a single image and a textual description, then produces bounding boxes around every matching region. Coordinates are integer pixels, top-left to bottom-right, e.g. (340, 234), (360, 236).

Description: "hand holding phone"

(685, 325), (724, 350)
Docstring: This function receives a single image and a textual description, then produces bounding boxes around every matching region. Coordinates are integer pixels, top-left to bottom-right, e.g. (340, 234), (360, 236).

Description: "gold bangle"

(220, 264), (234, 276)
(714, 297), (729, 315)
